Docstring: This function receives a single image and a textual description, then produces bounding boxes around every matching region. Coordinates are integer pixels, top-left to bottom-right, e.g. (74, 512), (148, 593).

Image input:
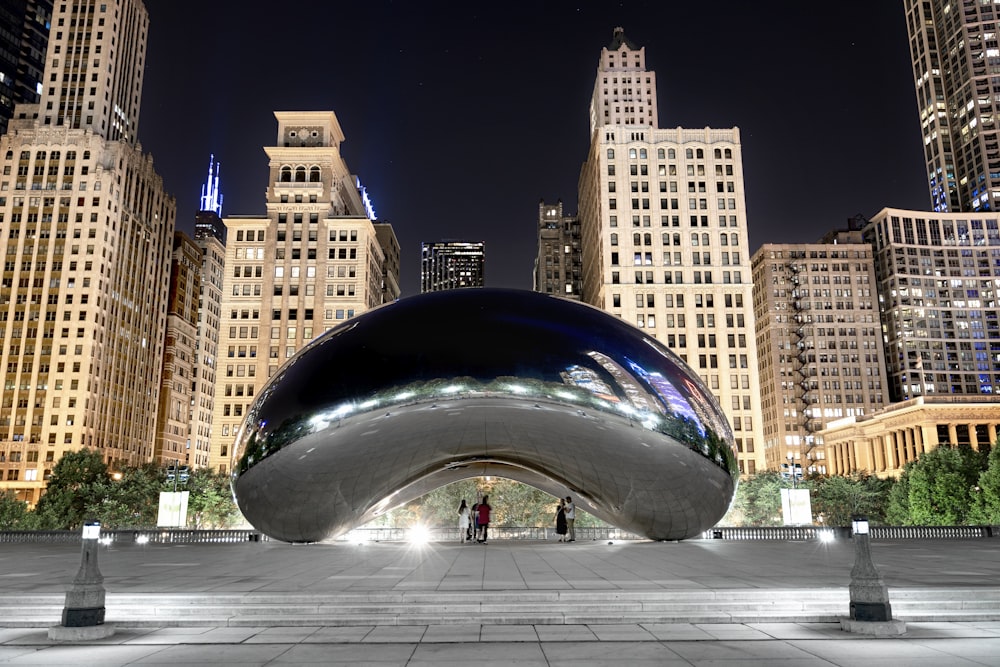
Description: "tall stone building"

(0, 1), (52, 135)
(0, 0), (174, 502)
(534, 200), (582, 299)
(904, 0), (1000, 213)
(154, 232), (200, 468)
(577, 27), (765, 474)
(210, 111), (399, 472)
(751, 228), (889, 476)
(192, 156), (225, 473)
(863, 207), (1000, 401)
(419, 241), (485, 292)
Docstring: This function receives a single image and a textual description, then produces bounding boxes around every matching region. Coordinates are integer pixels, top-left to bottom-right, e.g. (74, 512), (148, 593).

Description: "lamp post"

(786, 452), (797, 489)
(48, 520), (115, 640)
(840, 515), (906, 635)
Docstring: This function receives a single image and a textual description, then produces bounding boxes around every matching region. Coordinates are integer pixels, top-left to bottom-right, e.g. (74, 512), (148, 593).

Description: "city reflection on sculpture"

(231, 288), (738, 543)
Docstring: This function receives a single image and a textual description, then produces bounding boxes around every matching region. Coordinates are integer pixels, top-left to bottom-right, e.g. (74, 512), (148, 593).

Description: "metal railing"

(701, 525), (998, 540)
(0, 529), (266, 544)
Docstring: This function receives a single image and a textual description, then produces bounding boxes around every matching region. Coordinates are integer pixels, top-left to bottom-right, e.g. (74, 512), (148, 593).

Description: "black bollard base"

(61, 606), (105, 627)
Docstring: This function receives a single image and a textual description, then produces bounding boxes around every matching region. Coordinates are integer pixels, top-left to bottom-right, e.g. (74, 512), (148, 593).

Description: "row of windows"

(607, 147), (734, 161)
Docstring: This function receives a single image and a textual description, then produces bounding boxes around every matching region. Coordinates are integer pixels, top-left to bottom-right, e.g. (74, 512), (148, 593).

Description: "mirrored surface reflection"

(232, 288), (738, 543)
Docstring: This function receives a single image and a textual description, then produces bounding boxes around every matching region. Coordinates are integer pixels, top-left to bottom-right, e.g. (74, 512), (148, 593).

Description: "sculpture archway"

(231, 289), (738, 542)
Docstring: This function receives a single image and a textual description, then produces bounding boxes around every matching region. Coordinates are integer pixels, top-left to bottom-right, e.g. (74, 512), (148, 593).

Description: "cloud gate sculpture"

(231, 288), (738, 542)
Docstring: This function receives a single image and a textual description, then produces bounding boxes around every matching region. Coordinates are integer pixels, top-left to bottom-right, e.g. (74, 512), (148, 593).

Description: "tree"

(970, 443), (1000, 525)
(887, 444), (985, 525)
(723, 471), (785, 526)
(0, 490), (31, 530)
(31, 448), (108, 530)
(91, 463), (162, 528)
(811, 473), (893, 526)
(183, 468), (241, 528)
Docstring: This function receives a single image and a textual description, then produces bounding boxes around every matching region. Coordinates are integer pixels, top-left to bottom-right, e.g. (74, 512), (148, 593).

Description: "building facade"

(0, 0), (174, 502)
(904, 0), (1000, 213)
(209, 111), (399, 473)
(420, 241), (485, 292)
(821, 396), (1000, 477)
(577, 28), (765, 475)
(0, 1), (52, 136)
(154, 232), (200, 467)
(751, 236), (889, 476)
(863, 207), (1000, 401)
(534, 200), (582, 299)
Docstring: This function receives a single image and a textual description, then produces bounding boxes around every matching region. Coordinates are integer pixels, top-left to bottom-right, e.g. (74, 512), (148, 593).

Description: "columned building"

(154, 232), (200, 467)
(904, 0), (1000, 213)
(534, 200), (582, 299)
(210, 111), (399, 472)
(751, 232), (888, 476)
(863, 207), (1000, 401)
(821, 396), (1000, 477)
(0, 0), (174, 502)
(577, 27), (765, 475)
(420, 241), (485, 292)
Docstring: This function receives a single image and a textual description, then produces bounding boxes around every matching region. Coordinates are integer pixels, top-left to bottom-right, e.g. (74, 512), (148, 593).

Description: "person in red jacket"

(477, 496), (492, 544)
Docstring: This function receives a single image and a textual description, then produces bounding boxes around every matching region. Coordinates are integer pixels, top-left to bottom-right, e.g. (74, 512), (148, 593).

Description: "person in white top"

(564, 496), (576, 542)
(458, 499), (471, 543)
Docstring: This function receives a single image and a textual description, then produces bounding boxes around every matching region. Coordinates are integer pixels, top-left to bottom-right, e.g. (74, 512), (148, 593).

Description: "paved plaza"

(0, 537), (995, 665)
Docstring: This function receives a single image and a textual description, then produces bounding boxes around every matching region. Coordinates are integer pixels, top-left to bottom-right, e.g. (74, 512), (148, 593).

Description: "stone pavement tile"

(242, 626), (321, 643)
(479, 624), (538, 642)
(902, 622), (1000, 638)
(908, 637), (1000, 659)
(694, 622), (776, 640)
(541, 640), (689, 666)
(1, 643), (173, 666)
(421, 624), (481, 642)
(407, 641), (547, 666)
(0, 647), (44, 662)
(788, 638), (987, 665)
(268, 642), (417, 664)
(640, 623), (716, 641)
(534, 624), (599, 642)
(123, 626), (260, 644)
(667, 639), (830, 663)
(747, 622), (854, 640)
(0, 629), (56, 646)
(129, 643), (293, 664)
(300, 626), (374, 643)
(585, 623), (658, 641)
(361, 625), (427, 643)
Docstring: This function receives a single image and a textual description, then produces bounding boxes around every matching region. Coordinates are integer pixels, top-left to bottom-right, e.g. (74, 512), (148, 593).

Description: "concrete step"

(1, 588), (997, 627)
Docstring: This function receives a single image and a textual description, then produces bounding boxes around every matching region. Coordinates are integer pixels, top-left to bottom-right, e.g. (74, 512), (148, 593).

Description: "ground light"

(406, 524), (431, 545)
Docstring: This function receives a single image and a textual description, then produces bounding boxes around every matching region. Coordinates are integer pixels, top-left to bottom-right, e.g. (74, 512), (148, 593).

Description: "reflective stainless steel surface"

(232, 288), (737, 542)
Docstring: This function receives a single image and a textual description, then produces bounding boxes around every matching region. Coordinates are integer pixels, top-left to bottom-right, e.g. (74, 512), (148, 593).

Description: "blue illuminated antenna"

(199, 154), (223, 216)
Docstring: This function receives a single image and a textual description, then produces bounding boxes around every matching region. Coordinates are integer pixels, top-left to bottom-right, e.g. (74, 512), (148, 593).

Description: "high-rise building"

(0, 0), (174, 502)
(192, 156), (225, 473)
(577, 27), (765, 475)
(863, 207), (1000, 400)
(751, 229), (889, 477)
(534, 200), (582, 299)
(904, 0), (1000, 213)
(0, 1), (52, 136)
(154, 232), (200, 468)
(210, 111), (399, 472)
(420, 241), (485, 292)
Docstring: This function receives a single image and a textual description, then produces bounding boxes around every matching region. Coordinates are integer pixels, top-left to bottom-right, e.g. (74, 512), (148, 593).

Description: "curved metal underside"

(232, 288), (738, 542)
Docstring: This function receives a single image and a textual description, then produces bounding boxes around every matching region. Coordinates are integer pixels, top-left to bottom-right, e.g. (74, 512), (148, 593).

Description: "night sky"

(138, 1), (928, 297)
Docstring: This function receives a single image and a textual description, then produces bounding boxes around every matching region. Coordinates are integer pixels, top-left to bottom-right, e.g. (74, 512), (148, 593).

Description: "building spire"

(199, 154), (223, 216)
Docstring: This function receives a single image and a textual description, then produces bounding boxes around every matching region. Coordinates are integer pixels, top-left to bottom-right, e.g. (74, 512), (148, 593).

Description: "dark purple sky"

(139, 1), (928, 297)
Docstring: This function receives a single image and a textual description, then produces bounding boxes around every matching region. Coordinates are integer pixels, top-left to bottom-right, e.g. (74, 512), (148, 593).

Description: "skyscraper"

(534, 200), (582, 299)
(210, 111), (399, 472)
(904, 0), (1000, 213)
(863, 207), (1000, 400)
(192, 156), (225, 473)
(751, 228), (889, 475)
(0, 0), (174, 501)
(420, 241), (485, 292)
(0, 1), (52, 136)
(577, 27), (766, 475)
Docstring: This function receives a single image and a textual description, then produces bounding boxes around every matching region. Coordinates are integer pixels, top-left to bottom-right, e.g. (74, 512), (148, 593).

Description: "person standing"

(564, 496), (576, 542)
(555, 498), (567, 542)
(458, 500), (471, 543)
(477, 495), (492, 544)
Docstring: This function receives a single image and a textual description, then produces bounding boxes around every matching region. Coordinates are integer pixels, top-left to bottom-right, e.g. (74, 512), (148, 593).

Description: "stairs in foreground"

(0, 588), (998, 628)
